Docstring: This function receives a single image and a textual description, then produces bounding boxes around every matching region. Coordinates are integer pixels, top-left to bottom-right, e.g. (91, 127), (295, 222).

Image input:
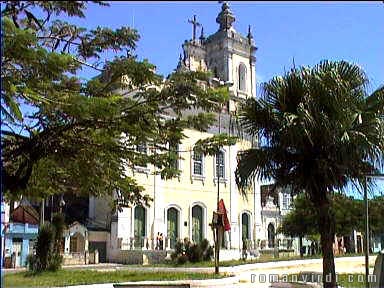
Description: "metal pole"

(364, 177), (369, 288)
(215, 106), (221, 275)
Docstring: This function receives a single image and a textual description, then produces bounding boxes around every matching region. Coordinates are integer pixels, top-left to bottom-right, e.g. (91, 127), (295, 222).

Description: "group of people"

(156, 232), (164, 250)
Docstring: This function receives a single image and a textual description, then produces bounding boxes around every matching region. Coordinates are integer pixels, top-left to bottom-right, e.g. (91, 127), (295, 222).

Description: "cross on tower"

(188, 15), (201, 41)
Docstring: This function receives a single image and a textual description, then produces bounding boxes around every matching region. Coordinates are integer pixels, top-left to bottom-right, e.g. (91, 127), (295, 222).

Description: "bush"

(188, 244), (203, 263)
(28, 220), (64, 273)
(52, 213), (65, 254)
(200, 239), (213, 261)
(171, 238), (213, 264)
(47, 253), (63, 271)
(176, 254), (188, 265)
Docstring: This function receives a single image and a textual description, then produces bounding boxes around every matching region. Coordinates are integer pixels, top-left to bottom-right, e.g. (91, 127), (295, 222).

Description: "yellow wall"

(126, 128), (255, 245)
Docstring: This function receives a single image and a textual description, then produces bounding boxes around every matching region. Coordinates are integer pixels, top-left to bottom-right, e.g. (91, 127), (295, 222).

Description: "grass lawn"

(152, 253), (375, 268)
(4, 270), (226, 287)
(148, 254), (315, 268)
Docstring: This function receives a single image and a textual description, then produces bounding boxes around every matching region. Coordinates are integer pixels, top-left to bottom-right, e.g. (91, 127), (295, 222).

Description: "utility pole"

(364, 177), (369, 288)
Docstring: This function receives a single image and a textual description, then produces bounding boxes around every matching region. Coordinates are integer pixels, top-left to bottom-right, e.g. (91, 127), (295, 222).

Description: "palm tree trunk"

(299, 236), (303, 258)
(318, 197), (337, 288)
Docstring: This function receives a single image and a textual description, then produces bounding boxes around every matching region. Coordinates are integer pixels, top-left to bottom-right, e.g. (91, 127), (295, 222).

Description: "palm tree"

(235, 60), (383, 288)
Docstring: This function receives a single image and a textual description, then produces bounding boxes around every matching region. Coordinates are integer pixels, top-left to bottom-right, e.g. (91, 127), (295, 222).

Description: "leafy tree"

(278, 194), (318, 257)
(51, 213), (66, 254)
(280, 193), (384, 255)
(235, 61), (384, 287)
(369, 195), (384, 237)
(1, 1), (232, 209)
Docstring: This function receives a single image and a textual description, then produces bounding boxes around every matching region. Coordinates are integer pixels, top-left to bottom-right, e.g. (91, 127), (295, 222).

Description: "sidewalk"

(5, 255), (377, 288)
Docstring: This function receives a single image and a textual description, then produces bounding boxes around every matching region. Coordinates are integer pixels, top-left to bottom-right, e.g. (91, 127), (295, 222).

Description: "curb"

(61, 276), (239, 288)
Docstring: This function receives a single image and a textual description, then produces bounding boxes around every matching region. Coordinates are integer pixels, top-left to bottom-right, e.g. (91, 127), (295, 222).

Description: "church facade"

(86, 3), (297, 262)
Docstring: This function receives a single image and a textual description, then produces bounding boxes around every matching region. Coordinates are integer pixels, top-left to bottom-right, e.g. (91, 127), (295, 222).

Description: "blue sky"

(72, 1), (384, 197)
(74, 1), (384, 95)
(4, 1), (383, 197)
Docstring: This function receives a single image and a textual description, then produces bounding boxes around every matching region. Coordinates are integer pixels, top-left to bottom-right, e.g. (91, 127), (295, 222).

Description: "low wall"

(111, 250), (167, 265)
(63, 252), (86, 265)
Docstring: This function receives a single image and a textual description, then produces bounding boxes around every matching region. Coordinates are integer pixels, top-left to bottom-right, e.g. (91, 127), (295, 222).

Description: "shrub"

(188, 244), (203, 263)
(200, 239), (214, 261)
(176, 254), (188, 265)
(28, 220), (64, 273)
(51, 213), (65, 254)
(47, 253), (63, 271)
(171, 238), (213, 264)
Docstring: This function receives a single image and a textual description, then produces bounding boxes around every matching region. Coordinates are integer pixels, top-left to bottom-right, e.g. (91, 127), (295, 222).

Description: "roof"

(11, 201), (39, 225)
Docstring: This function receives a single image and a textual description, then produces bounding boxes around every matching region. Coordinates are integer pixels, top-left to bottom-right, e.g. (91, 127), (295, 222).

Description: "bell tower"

(205, 2), (257, 113)
(177, 2), (257, 113)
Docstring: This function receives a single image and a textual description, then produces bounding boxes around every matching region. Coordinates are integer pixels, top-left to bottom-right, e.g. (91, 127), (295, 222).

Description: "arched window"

(241, 213), (250, 241)
(134, 206), (146, 248)
(238, 63), (247, 91)
(167, 207), (179, 249)
(268, 223), (275, 248)
(192, 205), (203, 243)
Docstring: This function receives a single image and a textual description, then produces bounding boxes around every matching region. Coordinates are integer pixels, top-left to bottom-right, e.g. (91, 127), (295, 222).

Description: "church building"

(86, 2), (296, 263)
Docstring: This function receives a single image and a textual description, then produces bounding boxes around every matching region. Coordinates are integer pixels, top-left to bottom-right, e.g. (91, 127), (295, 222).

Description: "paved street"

(4, 255), (376, 287)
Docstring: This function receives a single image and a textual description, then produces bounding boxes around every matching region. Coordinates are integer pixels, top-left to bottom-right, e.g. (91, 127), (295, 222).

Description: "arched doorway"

(241, 213), (250, 241)
(192, 205), (203, 243)
(268, 223), (275, 248)
(134, 206), (146, 249)
(70, 232), (85, 253)
(167, 207), (179, 249)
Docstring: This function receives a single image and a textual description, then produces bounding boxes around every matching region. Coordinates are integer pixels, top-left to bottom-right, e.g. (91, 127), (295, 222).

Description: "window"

(167, 207), (179, 249)
(136, 143), (147, 154)
(238, 63), (247, 91)
(192, 150), (203, 176)
(134, 206), (146, 249)
(215, 151), (225, 179)
(136, 142), (147, 167)
(169, 142), (179, 170)
(241, 213), (250, 241)
(282, 193), (291, 209)
(192, 205), (203, 243)
(268, 223), (275, 248)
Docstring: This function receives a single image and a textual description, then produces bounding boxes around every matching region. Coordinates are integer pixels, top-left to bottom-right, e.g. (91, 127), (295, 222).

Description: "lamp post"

(59, 194), (66, 214)
(211, 78), (233, 274)
(363, 173), (384, 288)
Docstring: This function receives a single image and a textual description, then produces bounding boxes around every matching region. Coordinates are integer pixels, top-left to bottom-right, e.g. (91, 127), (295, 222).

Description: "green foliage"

(51, 213), (66, 254)
(1, 1), (235, 209)
(171, 238), (213, 264)
(29, 224), (55, 273)
(176, 254), (189, 265)
(28, 218), (65, 273)
(236, 61), (383, 195)
(5, 270), (224, 287)
(235, 60), (383, 285)
(188, 244), (203, 263)
(279, 193), (384, 238)
(194, 134), (237, 156)
(200, 239), (214, 261)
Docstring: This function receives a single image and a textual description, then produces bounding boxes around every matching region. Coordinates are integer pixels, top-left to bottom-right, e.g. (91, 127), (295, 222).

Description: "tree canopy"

(235, 60), (383, 287)
(1, 1), (234, 209)
(279, 193), (384, 239)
